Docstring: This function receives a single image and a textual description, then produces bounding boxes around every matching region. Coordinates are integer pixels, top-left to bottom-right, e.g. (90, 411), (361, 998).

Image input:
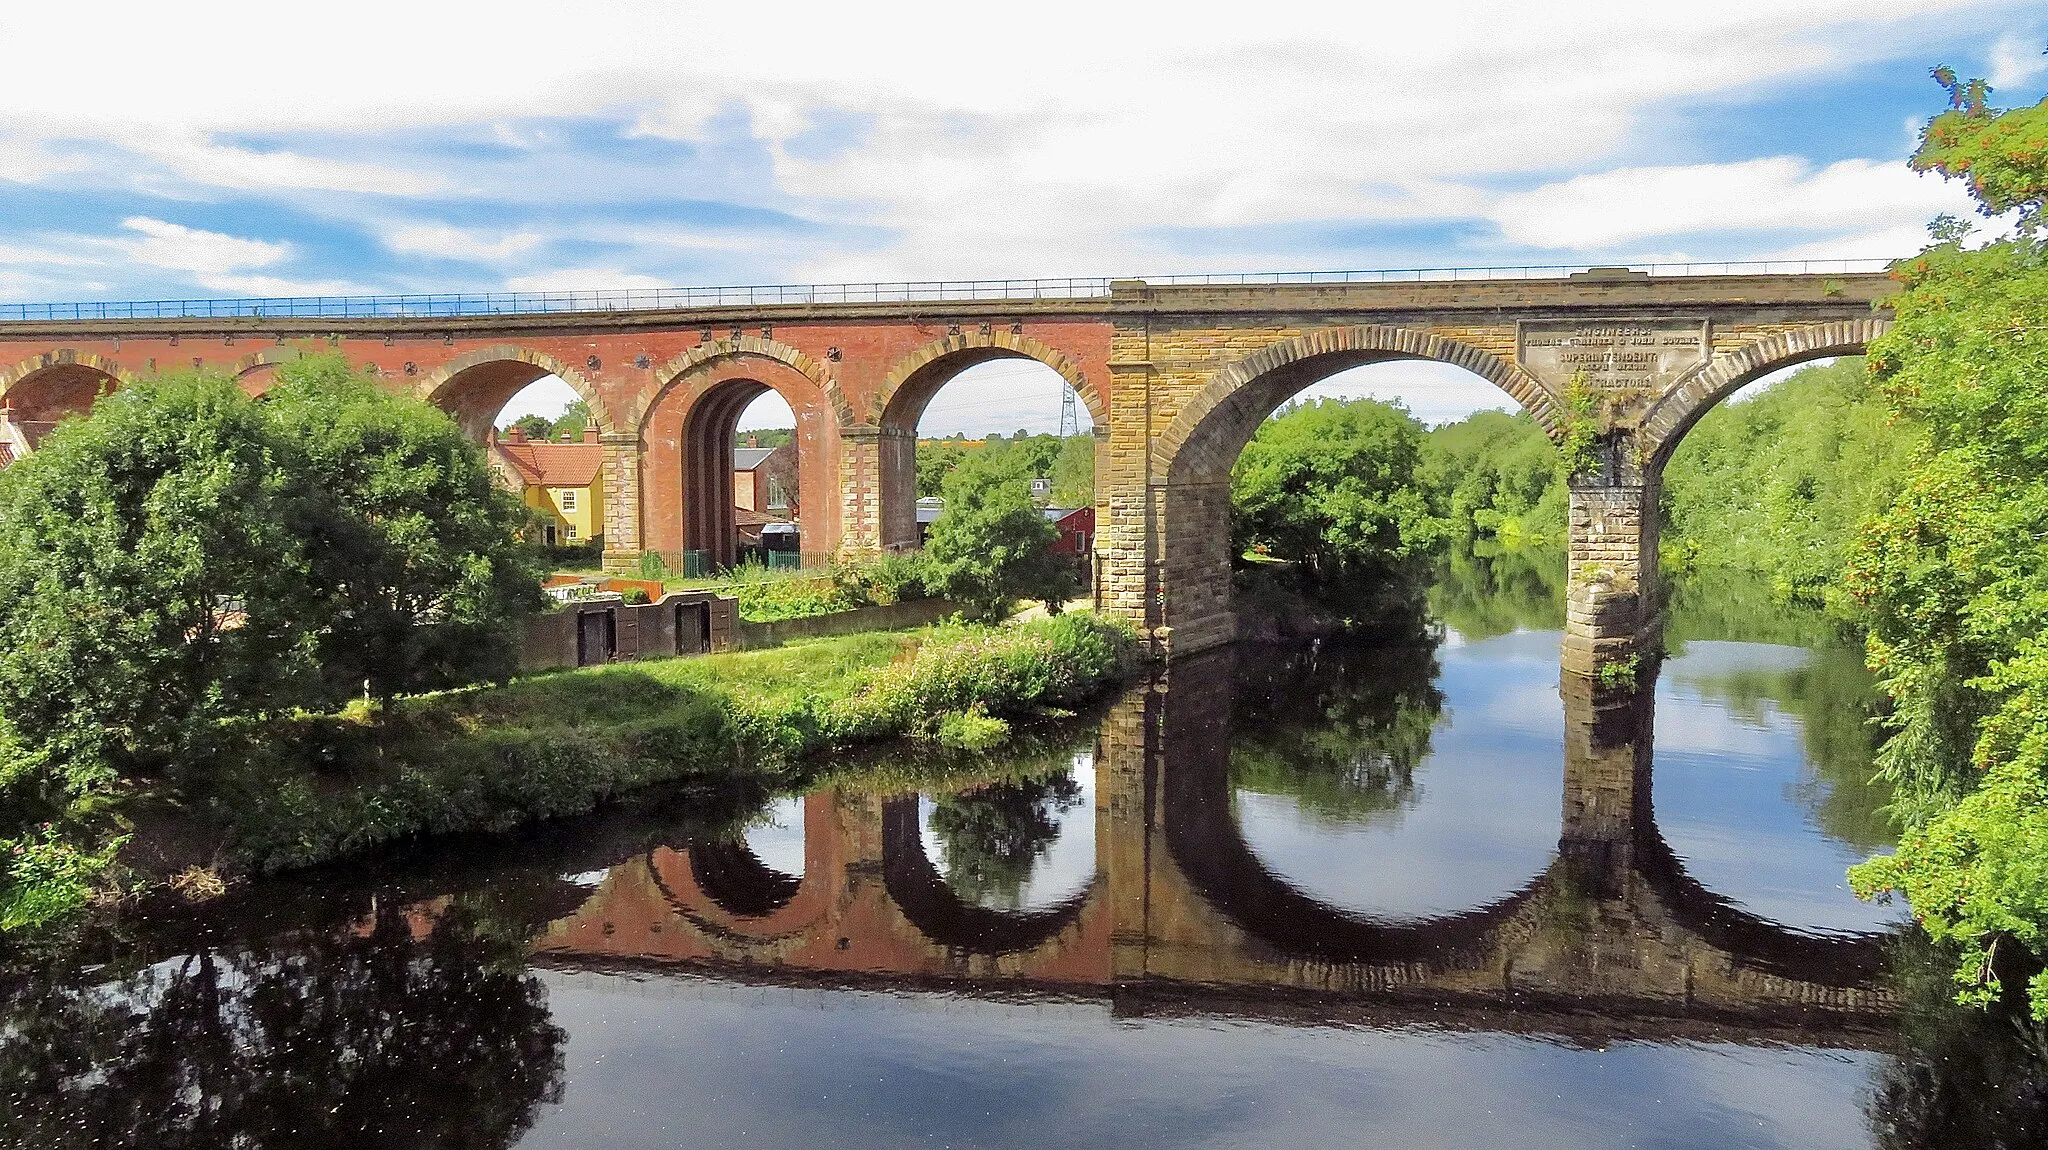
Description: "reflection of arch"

(0, 351), (130, 447)
(686, 839), (802, 918)
(416, 345), (613, 442)
(1640, 318), (1888, 467)
(1633, 814), (1889, 987)
(637, 342), (839, 568)
(644, 844), (832, 948)
(1162, 745), (1541, 963)
(1157, 326), (1557, 484)
(881, 798), (1099, 955)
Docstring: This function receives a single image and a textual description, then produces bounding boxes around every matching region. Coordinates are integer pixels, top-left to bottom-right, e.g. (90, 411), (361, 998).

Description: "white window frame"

(559, 488), (579, 513)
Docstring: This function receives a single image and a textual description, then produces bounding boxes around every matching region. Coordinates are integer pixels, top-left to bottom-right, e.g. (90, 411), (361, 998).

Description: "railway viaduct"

(0, 265), (1893, 671)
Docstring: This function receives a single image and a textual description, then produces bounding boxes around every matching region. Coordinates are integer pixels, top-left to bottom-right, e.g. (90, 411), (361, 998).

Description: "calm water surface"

(10, 578), (2010, 1149)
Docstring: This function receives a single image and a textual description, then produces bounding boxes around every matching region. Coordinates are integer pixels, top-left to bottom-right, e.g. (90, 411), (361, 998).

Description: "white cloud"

(115, 217), (288, 276)
(384, 223), (545, 262)
(1989, 34), (2048, 90)
(1489, 157), (1971, 249)
(503, 267), (670, 292)
(136, 137), (448, 196)
(0, 0), (2030, 293)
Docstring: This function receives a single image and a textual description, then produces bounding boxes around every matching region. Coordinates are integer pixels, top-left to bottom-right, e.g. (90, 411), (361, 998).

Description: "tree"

(264, 354), (545, 700)
(1840, 71), (2048, 1017)
(916, 438), (970, 497)
(546, 399), (590, 441)
(1231, 397), (1446, 582)
(1048, 434), (1094, 507)
(923, 451), (1075, 616)
(0, 373), (321, 790)
(507, 414), (552, 442)
(0, 355), (543, 795)
(1419, 409), (1566, 545)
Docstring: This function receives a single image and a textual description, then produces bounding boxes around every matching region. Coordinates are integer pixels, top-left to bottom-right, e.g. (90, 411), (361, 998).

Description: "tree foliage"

(265, 355), (545, 700)
(0, 373), (322, 791)
(1839, 74), (2048, 1017)
(1661, 357), (1919, 610)
(922, 452), (1075, 616)
(1419, 409), (1567, 547)
(0, 355), (541, 797)
(1231, 398), (1446, 582)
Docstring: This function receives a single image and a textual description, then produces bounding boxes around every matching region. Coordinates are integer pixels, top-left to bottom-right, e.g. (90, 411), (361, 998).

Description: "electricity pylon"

(1058, 384), (1080, 438)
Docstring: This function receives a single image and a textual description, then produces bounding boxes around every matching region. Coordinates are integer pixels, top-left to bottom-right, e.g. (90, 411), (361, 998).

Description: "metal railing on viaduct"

(0, 259), (1894, 323)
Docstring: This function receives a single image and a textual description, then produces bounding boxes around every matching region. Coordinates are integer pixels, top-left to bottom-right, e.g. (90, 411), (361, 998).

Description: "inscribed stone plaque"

(1518, 320), (1709, 393)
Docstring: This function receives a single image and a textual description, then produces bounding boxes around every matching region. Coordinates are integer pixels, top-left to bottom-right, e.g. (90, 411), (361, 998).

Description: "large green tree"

(265, 354), (545, 700)
(923, 451), (1074, 616)
(1232, 397), (1446, 582)
(1842, 71), (2048, 1016)
(0, 356), (541, 797)
(0, 373), (321, 791)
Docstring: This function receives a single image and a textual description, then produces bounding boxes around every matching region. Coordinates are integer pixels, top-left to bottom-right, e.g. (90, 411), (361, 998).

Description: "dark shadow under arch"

(881, 797), (1098, 956)
(687, 838), (803, 919)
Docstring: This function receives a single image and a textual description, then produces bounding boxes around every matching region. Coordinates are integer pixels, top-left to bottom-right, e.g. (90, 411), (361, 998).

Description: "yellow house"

(490, 424), (606, 547)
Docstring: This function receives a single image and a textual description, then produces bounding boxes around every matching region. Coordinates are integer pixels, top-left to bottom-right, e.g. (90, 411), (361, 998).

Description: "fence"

(0, 261), (1899, 323)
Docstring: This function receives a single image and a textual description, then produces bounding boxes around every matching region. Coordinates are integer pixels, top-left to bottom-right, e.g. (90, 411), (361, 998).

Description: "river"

(3, 565), (2037, 1148)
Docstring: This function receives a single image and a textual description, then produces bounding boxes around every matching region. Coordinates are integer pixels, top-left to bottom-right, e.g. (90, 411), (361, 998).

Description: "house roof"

(493, 439), (605, 488)
(734, 506), (788, 528)
(733, 446), (779, 470)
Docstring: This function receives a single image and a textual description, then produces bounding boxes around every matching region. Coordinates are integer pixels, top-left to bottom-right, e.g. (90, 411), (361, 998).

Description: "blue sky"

(2, 2), (2041, 431)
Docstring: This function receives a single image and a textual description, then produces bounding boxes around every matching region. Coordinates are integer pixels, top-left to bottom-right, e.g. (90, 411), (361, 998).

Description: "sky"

(2, 2), (2042, 432)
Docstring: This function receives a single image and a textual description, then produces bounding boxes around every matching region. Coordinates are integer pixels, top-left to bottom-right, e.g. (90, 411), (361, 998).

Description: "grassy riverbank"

(156, 612), (1137, 877)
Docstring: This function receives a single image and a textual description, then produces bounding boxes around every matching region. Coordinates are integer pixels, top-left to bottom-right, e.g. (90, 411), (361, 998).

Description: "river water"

(5, 571), (2030, 1148)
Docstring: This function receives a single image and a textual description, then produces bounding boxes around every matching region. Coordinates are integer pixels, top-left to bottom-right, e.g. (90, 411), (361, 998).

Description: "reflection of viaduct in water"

(539, 656), (1895, 1048)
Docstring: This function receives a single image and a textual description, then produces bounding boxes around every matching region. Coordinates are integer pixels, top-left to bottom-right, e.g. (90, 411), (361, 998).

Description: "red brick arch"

(0, 350), (132, 440)
(416, 344), (617, 441)
(632, 336), (847, 433)
(636, 339), (844, 565)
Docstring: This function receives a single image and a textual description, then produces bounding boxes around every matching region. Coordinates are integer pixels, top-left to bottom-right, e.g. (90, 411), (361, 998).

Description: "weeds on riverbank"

(181, 613), (1137, 876)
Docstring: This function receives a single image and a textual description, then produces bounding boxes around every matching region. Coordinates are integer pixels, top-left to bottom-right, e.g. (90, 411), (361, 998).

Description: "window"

(767, 477), (788, 510)
(559, 489), (578, 513)
(565, 524), (578, 541)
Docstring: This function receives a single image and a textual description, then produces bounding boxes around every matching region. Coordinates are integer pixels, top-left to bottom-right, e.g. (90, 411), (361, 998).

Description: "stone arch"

(868, 332), (1102, 553)
(635, 339), (843, 568)
(1156, 325), (1556, 484)
(870, 331), (1103, 429)
(0, 350), (133, 450)
(415, 345), (616, 442)
(1139, 326), (1557, 652)
(1639, 317), (1889, 468)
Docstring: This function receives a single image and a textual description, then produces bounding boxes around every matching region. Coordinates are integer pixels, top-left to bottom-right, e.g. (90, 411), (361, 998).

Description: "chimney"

(584, 422), (600, 444)
(507, 424), (525, 443)
(746, 434), (758, 448)
(558, 429), (572, 442)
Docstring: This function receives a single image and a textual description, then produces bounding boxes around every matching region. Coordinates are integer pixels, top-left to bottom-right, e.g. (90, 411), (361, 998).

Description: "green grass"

(191, 614), (1139, 875)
